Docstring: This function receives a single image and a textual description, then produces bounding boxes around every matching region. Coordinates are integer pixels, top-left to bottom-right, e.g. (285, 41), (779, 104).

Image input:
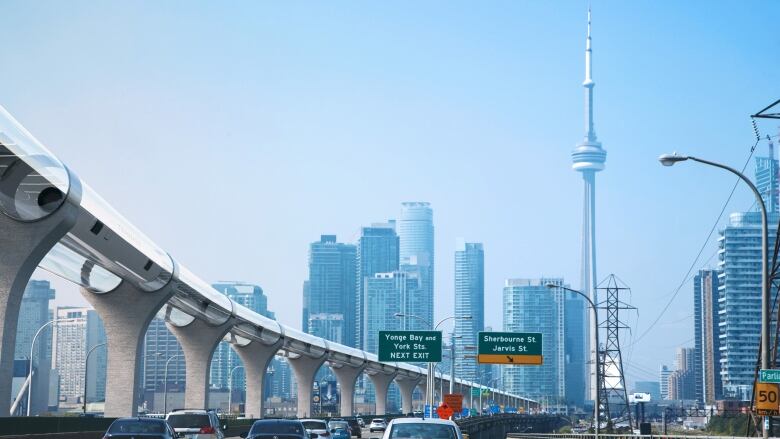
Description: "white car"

(301, 419), (330, 439)
(381, 418), (462, 439)
(165, 409), (226, 439)
(369, 419), (387, 433)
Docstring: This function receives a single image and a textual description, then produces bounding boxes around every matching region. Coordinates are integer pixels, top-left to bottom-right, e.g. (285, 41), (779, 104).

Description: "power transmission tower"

(597, 274), (635, 429)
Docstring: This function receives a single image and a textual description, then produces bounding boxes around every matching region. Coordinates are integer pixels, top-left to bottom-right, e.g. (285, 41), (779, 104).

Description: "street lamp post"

(82, 342), (107, 415)
(394, 313), (472, 419)
(659, 153), (770, 439)
(547, 283), (600, 439)
(27, 317), (78, 416)
(163, 354), (183, 415)
(228, 365), (244, 414)
(449, 333), (462, 395)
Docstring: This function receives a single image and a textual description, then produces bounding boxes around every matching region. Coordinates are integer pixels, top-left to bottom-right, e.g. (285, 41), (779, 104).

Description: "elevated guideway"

(0, 105), (535, 417)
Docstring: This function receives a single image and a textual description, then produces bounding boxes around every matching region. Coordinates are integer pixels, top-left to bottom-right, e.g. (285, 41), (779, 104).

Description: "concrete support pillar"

(83, 281), (175, 417)
(368, 372), (396, 416)
(331, 364), (365, 417)
(288, 354), (326, 418)
(168, 318), (233, 409)
(0, 185), (80, 416)
(233, 341), (281, 419)
(395, 376), (421, 415)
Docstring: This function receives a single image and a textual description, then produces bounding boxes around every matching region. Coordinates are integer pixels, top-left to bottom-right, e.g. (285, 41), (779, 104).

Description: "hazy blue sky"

(2, 1), (779, 386)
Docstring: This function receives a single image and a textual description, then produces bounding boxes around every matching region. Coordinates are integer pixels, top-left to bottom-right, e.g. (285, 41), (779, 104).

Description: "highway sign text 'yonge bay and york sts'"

(378, 331), (442, 362)
(478, 332), (543, 365)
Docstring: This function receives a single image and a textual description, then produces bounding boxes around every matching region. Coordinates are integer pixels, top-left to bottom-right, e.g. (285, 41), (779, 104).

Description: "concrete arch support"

(288, 354), (326, 418)
(233, 341), (281, 419)
(168, 318), (233, 409)
(394, 376), (421, 415)
(368, 372), (396, 416)
(0, 186), (81, 416)
(82, 281), (175, 417)
(331, 364), (365, 417)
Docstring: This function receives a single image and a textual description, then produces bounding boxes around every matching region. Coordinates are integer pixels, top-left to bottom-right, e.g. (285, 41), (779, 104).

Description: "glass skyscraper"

(398, 202), (434, 331)
(304, 235), (357, 346)
(718, 142), (779, 400)
(356, 222), (399, 349)
(454, 241), (484, 382)
(143, 318), (185, 395)
(502, 278), (584, 412)
(363, 272), (410, 353)
(210, 282), (275, 391)
(14, 280), (55, 414)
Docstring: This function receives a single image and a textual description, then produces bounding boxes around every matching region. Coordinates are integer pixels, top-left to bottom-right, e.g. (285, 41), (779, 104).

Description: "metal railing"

(507, 434), (748, 439)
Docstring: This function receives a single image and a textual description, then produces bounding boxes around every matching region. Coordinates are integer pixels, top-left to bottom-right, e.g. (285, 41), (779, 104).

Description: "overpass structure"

(0, 105), (535, 418)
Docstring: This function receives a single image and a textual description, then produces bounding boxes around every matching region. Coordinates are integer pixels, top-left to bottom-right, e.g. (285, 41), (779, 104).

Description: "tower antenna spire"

(584, 6), (596, 141)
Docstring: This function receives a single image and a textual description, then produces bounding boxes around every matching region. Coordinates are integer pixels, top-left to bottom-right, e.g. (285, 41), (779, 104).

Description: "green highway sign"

(760, 369), (780, 383)
(378, 330), (442, 362)
(478, 332), (543, 365)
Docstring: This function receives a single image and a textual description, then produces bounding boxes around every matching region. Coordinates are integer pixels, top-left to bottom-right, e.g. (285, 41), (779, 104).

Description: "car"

(301, 419), (330, 439)
(240, 419), (310, 439)
(166, 409), (226, 439)
(327, 421), (351, 439)
(381, 418), (463, 439)
(103, 417), (178, 438)
(344, 419), (362, 438)
(368, 419), (386, 433)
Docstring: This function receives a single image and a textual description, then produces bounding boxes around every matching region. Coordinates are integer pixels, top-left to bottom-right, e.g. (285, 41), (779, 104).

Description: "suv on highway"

(301, 419), (330, 439)
(368, 419), (386, 433)
(166, 409), (226, 439)
(382, 418), (462, 439)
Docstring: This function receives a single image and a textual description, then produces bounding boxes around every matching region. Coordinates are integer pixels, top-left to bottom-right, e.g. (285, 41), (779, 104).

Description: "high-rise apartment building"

(143, 318), (185, 394)
(659, 365), (671, 400)
(718, 142), (780, 400)
(304, 236), (357, 346)
(356, 223), (399, 349)
(454, 241), (484, 382)
(363, 272), (417, 353)
(669, 347), (696, 400)
(502, 278), (584, 411)
(210, 282), (275, 391)
(14, 280), (55, 414)
(756, 136), (778, 212)
(52, 307), (106, 408)
(694, 269), (721, 403)
(564, 290), (587, 408)
(398, 202), (434, 331)
(268, 357), (293, 400)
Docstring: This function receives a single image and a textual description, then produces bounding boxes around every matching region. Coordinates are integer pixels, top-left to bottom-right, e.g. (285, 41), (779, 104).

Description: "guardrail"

(506, 434), (747, 439)
(460, 414), (566, 439)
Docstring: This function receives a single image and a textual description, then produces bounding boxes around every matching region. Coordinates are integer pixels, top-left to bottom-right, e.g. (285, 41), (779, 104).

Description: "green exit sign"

(378, 331), (442, 362)
(478, 332), (543, 365)
(760, 369), (780, 383)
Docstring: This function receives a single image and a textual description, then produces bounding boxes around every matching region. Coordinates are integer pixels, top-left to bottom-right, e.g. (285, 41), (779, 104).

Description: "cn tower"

(572, 9), (606, 402)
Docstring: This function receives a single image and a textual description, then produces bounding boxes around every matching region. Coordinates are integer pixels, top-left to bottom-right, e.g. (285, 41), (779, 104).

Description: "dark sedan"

(240, 419), (311, 439)
(103, 417), (178, 439)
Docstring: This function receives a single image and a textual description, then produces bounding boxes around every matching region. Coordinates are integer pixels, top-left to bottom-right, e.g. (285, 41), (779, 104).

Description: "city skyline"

(5, 1), (778, 389)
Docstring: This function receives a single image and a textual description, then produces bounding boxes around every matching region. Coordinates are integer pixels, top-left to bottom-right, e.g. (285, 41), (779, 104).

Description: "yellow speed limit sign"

(755, 382), (780, 415)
